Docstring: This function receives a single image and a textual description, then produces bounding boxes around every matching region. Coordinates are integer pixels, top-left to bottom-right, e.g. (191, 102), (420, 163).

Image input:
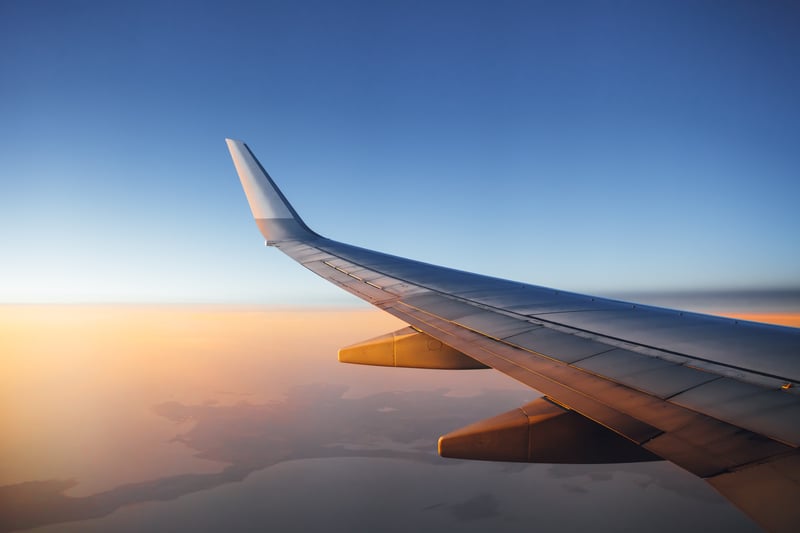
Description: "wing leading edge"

(226, 139), (800, 532)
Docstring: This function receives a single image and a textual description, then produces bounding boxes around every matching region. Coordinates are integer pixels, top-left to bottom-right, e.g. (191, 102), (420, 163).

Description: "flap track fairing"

(438, 397), (659, 464)
(339, 327), (489, 370)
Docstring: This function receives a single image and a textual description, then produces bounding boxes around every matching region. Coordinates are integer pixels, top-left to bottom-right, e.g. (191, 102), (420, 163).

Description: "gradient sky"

(1, 1), (799, 304)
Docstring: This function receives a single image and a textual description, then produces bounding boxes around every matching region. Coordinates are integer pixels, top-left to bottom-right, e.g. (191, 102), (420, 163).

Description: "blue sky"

(1, 0), (798, 304)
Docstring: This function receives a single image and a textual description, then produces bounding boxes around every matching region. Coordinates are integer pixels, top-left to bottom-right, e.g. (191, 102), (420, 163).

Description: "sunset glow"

(3, 304), (795, 499)
(0, 306), (528, 497)
(714, 313), (800, 328)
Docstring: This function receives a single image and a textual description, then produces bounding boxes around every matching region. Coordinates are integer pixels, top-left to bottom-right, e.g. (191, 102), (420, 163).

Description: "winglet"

(225, 139), (318, 243)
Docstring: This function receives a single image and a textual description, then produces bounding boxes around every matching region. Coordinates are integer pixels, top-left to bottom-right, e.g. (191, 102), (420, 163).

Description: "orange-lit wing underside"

(226, 139), (800, 533)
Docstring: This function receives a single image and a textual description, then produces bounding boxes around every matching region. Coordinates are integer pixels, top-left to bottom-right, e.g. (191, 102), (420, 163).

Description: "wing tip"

(226, 139), (317, 242)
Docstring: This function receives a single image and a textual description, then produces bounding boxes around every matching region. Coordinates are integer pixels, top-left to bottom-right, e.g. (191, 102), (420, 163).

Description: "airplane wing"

(226, 139), (800, 532)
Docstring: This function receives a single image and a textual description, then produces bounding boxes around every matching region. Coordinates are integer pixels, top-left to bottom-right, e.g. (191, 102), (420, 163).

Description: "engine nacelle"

(338, 326), (489, 369)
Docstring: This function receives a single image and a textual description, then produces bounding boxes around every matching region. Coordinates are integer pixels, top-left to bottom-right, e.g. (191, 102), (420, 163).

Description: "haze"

(0, 306), (765, 532)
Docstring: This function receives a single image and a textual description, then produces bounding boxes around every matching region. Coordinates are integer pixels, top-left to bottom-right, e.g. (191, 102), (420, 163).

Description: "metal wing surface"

(226, 139), (800, 532)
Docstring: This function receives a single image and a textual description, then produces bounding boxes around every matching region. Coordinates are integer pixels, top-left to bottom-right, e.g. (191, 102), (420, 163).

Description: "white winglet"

(225, 139), (317, 242)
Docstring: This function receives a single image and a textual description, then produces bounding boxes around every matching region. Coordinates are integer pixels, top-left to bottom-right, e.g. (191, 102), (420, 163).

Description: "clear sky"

(1, 0), (799, 304)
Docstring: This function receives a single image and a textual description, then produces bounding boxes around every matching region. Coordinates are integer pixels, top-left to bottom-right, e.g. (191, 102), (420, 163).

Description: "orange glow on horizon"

(1, 305), (796, 497)
(714, 312), (800, 328)
(0, 305), (525, 496)
(0, 306), (407, 495)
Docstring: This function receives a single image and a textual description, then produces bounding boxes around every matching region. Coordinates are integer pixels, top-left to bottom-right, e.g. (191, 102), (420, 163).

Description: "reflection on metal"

(338, 326), (489, 369)
(438, 397), (659, 464)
